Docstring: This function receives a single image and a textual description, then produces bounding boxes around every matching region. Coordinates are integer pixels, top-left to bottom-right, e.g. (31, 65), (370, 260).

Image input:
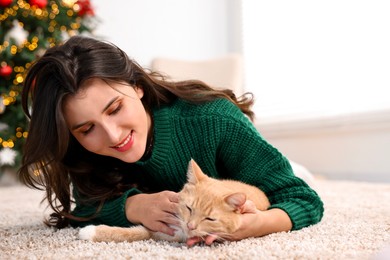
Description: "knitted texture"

(71, 98), (323, 230)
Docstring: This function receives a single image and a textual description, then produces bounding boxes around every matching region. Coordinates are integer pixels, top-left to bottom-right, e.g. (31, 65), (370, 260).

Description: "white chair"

(151, 53), (244, 95)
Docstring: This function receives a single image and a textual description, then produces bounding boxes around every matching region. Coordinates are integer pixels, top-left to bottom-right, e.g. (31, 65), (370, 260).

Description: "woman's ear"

(134, 86), (144, 99)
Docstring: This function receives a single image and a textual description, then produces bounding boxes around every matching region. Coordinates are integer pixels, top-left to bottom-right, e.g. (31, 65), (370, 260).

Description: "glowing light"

(33, 169), (41, 176)
(10, 45), (18, 55)
(16, 75), (24, 83)
(71, 22), (80, 30)
(73, 3), (80, 12)
(2, 140), (15, 148)
(62, 0), (77, 7)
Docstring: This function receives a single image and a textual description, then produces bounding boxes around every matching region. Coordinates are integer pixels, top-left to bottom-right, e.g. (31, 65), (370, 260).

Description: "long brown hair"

(18, 36), (254, 228)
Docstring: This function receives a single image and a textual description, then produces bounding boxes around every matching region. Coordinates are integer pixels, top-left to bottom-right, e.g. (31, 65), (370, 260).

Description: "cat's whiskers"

(200, 231), (225, 243)
(213, 232), (233, 241)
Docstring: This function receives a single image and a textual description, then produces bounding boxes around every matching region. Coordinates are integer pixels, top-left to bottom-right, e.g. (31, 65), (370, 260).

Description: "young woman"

(19, 36), (323, 245)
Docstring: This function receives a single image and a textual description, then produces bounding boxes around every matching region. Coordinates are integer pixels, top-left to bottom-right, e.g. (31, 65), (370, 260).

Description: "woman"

(19, 36), (323, 245)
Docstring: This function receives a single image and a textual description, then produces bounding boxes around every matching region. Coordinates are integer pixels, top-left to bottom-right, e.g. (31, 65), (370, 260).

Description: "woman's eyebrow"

(71, 96), (120, 131)
(101, 96), (120, 113)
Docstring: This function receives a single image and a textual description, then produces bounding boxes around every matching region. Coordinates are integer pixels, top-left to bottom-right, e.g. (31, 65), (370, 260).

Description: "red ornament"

(77, 0), (94, 16)
(0, 65), (12, 77)
(0, 0), (13, 8)
(28, 0), (47, 8)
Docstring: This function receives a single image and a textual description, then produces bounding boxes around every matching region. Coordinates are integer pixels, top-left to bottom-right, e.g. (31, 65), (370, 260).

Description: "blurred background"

(1, 0), (389, 184)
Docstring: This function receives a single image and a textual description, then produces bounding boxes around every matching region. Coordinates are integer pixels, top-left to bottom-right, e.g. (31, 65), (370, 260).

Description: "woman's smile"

(111, 131), (134, 152)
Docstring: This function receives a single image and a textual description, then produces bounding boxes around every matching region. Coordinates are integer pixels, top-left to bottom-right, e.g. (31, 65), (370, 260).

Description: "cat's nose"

(187, 222), (196, 230)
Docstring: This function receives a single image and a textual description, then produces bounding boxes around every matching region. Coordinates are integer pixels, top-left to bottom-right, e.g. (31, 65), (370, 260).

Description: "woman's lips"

(111, 132), (134, 152)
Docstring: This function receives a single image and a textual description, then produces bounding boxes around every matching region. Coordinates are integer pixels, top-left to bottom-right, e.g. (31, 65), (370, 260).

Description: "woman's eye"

(82, 125), (94, 135)
(109, 104), (122, 115)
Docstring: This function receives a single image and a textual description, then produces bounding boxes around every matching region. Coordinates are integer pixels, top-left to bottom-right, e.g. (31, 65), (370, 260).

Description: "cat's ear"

(187, 159), (207, 184)
(224, 192), (247, 211)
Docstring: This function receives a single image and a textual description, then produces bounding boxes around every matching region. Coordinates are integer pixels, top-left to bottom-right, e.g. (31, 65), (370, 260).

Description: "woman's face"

(63, 78), (151, 163)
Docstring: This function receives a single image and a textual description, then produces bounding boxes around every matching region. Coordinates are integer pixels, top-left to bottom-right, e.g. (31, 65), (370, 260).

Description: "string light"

(2, 140), (15, 148)
(73, 3), (80, 12)
(62, 0), (77, 8)
(10, 45), (18, 55)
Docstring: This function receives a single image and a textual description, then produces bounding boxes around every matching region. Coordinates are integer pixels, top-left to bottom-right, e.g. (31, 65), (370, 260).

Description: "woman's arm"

(218, 116), (323, 231)
(215, 101), (323, 231)
(237, 205), (293, 238)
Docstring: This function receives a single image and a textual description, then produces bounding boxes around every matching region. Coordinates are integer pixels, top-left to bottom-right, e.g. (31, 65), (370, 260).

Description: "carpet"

(0, 179), (389, 260)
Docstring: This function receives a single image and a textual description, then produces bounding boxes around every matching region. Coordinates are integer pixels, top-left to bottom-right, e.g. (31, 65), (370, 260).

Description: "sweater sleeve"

(216, 105), (324, 230)
(70, 187), (142, 228)
(260, 158), (324, 230)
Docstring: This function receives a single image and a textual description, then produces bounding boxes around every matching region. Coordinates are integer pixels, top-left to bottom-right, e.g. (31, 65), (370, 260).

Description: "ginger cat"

(79, 159), (270, 244)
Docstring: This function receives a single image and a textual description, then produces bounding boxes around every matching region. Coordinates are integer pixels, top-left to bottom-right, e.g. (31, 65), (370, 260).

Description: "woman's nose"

(102, 122), (121, 144)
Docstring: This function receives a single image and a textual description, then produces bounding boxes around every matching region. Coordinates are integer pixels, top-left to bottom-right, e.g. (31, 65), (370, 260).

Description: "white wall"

(92, 0), (241, 67)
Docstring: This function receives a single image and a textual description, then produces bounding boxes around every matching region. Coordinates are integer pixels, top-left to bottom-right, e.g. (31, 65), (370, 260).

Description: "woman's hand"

(125, 191), (180, 236)
(186, 200), (292, 246)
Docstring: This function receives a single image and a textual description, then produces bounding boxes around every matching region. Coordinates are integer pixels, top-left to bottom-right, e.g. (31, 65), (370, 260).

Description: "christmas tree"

(0, 0), (96, 172)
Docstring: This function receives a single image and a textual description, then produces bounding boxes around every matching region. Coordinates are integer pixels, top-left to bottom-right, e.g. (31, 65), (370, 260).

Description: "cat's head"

(177, 159), (246, 241)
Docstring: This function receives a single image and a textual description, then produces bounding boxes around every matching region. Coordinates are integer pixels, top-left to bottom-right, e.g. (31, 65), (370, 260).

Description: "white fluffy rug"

(0, 179), (389, 260)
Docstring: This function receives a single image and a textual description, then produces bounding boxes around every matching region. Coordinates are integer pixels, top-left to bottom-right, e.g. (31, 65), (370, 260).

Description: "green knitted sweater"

(71, 98), (324, 230)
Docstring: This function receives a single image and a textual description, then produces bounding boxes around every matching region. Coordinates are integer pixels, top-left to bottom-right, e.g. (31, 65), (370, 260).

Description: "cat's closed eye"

(186, 205), (192, 213)
(204, 217), (216, 221)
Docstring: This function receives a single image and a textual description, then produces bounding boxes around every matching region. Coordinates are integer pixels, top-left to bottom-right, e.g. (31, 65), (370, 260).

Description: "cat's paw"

(79, 225), (96, 241)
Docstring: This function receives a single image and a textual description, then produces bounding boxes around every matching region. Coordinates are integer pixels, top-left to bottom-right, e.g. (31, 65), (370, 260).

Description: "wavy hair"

(18, 36), (254, 228)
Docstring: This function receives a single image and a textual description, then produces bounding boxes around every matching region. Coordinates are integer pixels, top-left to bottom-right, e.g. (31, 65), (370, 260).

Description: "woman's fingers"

(160, 191), (179, 214)
(204, 234), (218, 245)
(168, 192), (180, 203)
(186, 234), (219, 246)
(149, 221), (176, 236)
(186, 237), (203, 247)
(161, 212), (181, 226)
(239, 199), (257, 214)
(126, 191), (180, 236)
